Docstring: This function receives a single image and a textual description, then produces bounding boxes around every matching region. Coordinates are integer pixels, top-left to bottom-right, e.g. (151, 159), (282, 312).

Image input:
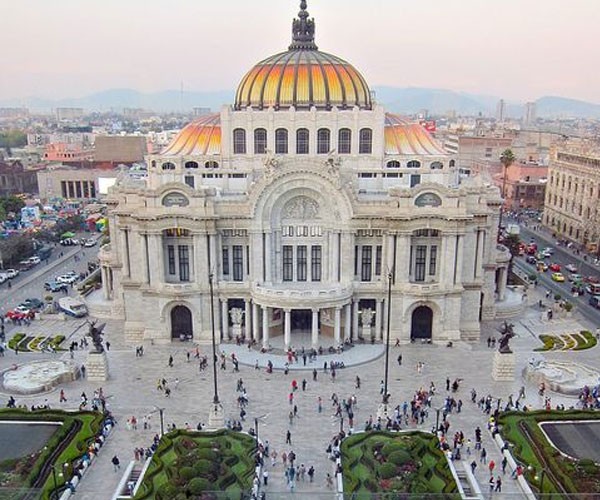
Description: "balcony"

(251, 282), (353, 309)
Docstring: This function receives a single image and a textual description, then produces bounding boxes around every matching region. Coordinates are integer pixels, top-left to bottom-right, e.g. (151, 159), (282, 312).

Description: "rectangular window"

(222, 247), (229, 276)
(429, 245), (437, 276)
(184, 176), (195, 188)
(178, 245), (190, 282)
(338, 129), (351, 154)
(410, 174), (421, 187)
(354, 245), (359, 276)
(375, 245), (382, 276)
(297, 245), (307, 281)
(361, 246), (372, 282)
(415, 245), (427, 282)
(283, 245), (293, 281)
(311, 245), (322, 282)
(167, 245), (176, 275)
(232, 245), (244, 281)
(296, 129), (309, 154)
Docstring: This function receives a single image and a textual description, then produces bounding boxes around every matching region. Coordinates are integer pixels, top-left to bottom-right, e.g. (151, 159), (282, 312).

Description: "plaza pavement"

(1, 280), (598, 499)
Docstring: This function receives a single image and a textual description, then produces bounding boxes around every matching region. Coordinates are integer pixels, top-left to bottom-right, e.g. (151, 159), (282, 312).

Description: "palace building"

(99, 1), (509, 347)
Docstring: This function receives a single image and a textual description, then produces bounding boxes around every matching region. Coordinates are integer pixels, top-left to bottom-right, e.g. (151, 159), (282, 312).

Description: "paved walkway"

(1, 278), (597, 499)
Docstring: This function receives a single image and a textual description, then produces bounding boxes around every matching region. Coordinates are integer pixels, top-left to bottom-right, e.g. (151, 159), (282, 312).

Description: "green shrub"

(378, 462), (397, 479)
(387, 450), (411, 466)
(196, 448), (217, 460)
(179, 466), (195, 480)
(157, 482), (180, 499)
(187, 477), (211, 495)
(381, 442), (405, 457)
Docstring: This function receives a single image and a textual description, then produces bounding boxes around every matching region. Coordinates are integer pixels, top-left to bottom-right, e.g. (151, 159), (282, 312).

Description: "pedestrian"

(168, 355), (173, 367)
(60, 389), (67, 403)
(495, 476), (502, 492)
(112, 455), (120, 472)
(379, 380), (384, 394)
(480, 447), (487, 464)
(318, 397), (322, 413)
(489, 459), (495, 474)
(470, 460), (477, 474)
(501, 456), (508, 474)
(489, 476), (495, 492)
(397, 354), (402, 366)
(106, 341), (110, 351)
(355, 375), (361, 389)
(262, 469), (269, 486)
(286, 429), (292, 445)
(308, 465), (315, 482)
(313, 369), (318, 381)
(302, 379), (307, 391)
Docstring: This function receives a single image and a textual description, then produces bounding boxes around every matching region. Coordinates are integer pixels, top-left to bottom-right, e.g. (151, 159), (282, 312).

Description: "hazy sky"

(2, 0), (599, 103)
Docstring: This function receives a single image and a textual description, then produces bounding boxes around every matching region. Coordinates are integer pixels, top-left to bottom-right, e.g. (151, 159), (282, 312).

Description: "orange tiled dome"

(234, 1), (371, 111)
(161, 113), (221, 156)
(384, 114), (447, 156)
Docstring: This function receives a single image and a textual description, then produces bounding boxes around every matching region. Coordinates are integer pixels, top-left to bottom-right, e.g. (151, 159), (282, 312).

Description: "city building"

(0, 160), (38, 196)
(98, 1), (508, 346)
(93, 136), (147, 168)
(496, 99), (506, 122)
(543, 145), (600, 252)
(55, 107), (85, 122)
(524, 102), (537, 125)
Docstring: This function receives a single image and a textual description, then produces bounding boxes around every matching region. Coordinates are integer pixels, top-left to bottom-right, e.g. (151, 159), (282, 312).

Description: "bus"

(36, 246), (53, 261)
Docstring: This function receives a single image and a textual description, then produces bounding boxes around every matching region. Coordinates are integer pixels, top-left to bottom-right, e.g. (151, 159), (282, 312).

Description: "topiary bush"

(188, 477), (211, 495)
(387, 450), (411, 466)
(378, 462), (397, 479)
(179, 466), (195, 481)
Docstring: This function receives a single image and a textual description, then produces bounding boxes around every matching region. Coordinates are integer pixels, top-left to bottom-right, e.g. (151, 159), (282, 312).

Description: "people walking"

(112, 455), (120, 472)
(286, 429), (292, 445)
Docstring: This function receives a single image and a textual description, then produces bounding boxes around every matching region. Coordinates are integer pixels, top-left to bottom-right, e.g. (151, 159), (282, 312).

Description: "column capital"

(283, 308), (292, 313)
(311, 307), (320, 313)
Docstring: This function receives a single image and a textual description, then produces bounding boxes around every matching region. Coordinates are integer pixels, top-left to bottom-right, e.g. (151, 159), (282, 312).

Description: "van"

(57, 297), (88, 318)
(586, 283), (600, 295)
(589, 295), (600, 309)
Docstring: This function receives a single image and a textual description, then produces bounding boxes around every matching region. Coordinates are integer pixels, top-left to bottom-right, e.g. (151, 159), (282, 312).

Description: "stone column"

(396, 234), (410, 283)
(332, 231), (340, 282)
(264, 232), (272, 282)
(352, 300), (359, 340)
(221, 299), (228, 340)
(455, 234), (464, 285)
(252, 302), (259, 342)
(284, 309), (291, 350)
(209, 233), (217, 275)
(102, 267), (110, 299)
(344, 303), (351, 341)
(334, 307), (341, 346)
(498, 267), (507, 301)
(156, 234), (165, 284)
(262, 306), (269, 347)
(375, 299), (383, 340)
(193, 233), (205, 285)
(148, 233), (161, 285)
(244, 300), (251, 339)
(311, 308), (319, 348)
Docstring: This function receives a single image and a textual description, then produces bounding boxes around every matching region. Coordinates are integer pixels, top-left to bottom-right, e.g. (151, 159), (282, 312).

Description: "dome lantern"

(289, 0), (318, 51)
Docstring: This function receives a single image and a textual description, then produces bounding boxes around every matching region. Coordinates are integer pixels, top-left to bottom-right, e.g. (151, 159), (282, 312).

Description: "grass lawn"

(499, 410), (600, 495)
(341, 431), (459, 497)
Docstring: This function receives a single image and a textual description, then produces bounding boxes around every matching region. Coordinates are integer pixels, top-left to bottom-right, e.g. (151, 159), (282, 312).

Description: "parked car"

(585, 275), (600, 284)
(589, 295), (600, 309)
(569, 273), (583, 283)
(542, 247), (554, 256)
(60, 238), (79, 246)
(28, 256), (41, 265)
(549, 263), (561, 272)
(5, 269), (19, 279)
(21, 298), (44, 310)
(0, 273), (7, 284)
(551, 272), (565, 282)
(82, 238), (97, 247)
(565, 263), (578, 273)
(537, 262), (548, 272)
(5, 310), (27, 321)
(526, 256), (537, 265)
(44, 281), (68, 293)
(18, 260), (33, 270)
(14, 305), (31, 315)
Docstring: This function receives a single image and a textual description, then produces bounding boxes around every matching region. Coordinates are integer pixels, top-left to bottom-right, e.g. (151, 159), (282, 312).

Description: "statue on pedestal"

(230, 308), (244, 326)
(498, 321), (515, 354)
(361, 308), (374, 327)
(86, 320), (106, 353)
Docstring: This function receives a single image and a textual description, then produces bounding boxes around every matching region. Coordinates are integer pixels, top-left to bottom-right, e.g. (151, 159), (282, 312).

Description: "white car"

(5, 269), (19, 279)
(56, 274), (78, 284)
(14, 305), (31, 315)
(565, 263), (578, 273)
(28, 256), (41, 265)
(83, 238), (97, 247)
(0, 274), (7, 284)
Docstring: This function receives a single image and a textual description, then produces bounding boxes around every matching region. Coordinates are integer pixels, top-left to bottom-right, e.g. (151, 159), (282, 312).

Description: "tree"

(497, 149), (516, 241)
(503, 233), (521, 284)
(0, 196), (25, 218)
(0, 234), (35, 266)
(0, 130), (27, 149)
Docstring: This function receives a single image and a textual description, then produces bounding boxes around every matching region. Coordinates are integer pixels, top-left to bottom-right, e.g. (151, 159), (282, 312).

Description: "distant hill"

(2, 87), (600, 118)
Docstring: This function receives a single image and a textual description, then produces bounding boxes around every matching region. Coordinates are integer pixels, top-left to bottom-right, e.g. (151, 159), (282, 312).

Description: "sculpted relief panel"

(282, 196), (320, 220)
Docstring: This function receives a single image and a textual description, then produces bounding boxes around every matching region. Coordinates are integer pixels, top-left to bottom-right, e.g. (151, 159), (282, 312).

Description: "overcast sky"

(2, 0), (599, 103)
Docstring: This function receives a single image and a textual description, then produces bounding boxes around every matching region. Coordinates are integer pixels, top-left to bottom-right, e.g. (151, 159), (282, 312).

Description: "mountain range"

(2, 87), (600, 119)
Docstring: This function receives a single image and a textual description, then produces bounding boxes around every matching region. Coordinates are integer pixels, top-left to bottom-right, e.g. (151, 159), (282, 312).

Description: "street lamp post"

(208, 273), (219, 405)
(340, 416), (344, 434)
(382, 270), (393, 403)
(254, 417), (259, 444)
(159, 407), (165, 437)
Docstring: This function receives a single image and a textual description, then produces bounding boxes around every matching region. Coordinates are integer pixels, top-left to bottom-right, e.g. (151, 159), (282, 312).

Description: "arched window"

(407, 160), (421, 169)
(296, 128), (309, 154)
(161, 162), (176, 170)
(430, 161), (443, 170)
(449, 159), (456, 168)
(317, 128), (330, 154)
(275, 128), (288, 154)
(338, 128), (352, 154)
(185, 161), (199, 169)
(359, 128), (373, 154)
(386, 160), (401, 169)
(233, 128), (246, 154)
(204, 161), (219, 169)
(254, 128), (267, 154)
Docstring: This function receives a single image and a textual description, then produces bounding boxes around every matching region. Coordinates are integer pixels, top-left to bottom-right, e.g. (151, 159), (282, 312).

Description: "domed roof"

(384, 114), (447, 156)
(161, 113), (221, 156)
(234, 1), (372, 111)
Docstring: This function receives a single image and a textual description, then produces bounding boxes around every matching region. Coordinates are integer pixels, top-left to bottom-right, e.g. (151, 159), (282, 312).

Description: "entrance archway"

(291, 310), (311, 331)
(411, 306), (433, 340)
(171, 305), (193, 340)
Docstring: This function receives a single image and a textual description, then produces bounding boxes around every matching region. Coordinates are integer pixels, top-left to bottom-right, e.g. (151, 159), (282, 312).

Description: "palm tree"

(497, 149), (516, 242)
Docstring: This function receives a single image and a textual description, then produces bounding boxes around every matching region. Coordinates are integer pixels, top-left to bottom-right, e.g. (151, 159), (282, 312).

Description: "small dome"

(384, 114), (447, 156)
(234, 1), (371, 111)
(161, 113), (221, 156)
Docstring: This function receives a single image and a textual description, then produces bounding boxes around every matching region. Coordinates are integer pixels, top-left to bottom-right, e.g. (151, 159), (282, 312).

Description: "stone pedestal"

(86, 351), (109, 381)
(492, 351), (515, 381)
(207, 403), (225, 430)
(232, 324), (242, 339)
(362, 326), (372, 339)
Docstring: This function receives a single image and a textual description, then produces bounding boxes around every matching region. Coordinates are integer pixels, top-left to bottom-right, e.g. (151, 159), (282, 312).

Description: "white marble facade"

(99, 2), (507, 348)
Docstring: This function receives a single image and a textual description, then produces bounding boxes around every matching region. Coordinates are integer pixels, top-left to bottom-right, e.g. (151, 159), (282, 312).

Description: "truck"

(506, 224), (520, 236)
(57, 297), (88, 318)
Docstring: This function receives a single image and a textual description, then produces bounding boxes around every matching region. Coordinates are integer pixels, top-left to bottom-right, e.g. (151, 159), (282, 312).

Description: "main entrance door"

(291, 309), (311, 331)
(411, 306), (433, 340)
(171, 305), (193, 339)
